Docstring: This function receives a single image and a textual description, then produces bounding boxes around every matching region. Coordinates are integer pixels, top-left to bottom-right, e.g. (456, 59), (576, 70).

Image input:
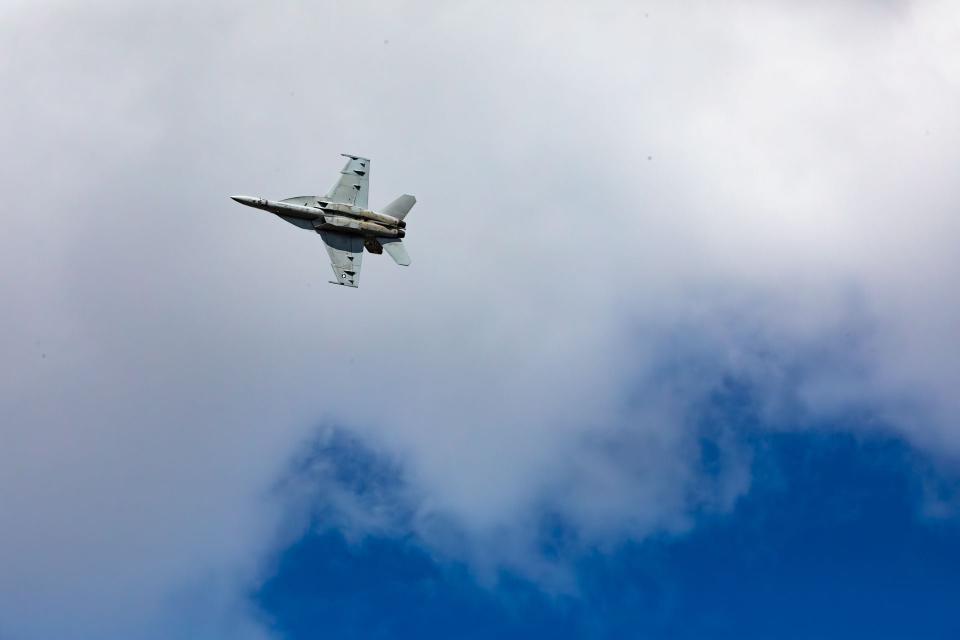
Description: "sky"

(1, 1), (959, 638)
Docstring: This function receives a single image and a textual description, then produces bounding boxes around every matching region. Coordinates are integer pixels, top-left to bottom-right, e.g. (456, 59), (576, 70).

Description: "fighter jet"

(231, 154), (415, 288)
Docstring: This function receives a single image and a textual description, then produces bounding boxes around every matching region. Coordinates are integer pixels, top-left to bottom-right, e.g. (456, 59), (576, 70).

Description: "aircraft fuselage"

(230, 195), (405, 238)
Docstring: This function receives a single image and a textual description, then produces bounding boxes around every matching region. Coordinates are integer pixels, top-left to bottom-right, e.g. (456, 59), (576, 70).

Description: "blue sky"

(2, 2), (959, 639)
(257, 423), (960, 640)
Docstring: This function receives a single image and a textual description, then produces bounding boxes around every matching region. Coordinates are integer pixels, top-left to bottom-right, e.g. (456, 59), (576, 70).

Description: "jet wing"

(319, 230), (364, 288)
(324, 154), (369, 208)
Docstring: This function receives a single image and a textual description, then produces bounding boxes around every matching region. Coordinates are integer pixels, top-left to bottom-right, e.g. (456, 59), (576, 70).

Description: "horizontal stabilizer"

(382, 194), (416, 220)
(380, 238), (411, 266)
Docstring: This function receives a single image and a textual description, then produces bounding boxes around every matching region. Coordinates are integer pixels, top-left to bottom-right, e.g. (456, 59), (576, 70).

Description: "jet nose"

(230, 195), (255, 205)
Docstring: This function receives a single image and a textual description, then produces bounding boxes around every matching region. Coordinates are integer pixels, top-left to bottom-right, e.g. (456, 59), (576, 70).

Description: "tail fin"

(382, 194), (416, 220)
(379, 238), (411, 266)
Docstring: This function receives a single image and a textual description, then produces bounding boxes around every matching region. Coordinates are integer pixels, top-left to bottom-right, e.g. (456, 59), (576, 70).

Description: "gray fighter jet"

(231, 154), (415, 288)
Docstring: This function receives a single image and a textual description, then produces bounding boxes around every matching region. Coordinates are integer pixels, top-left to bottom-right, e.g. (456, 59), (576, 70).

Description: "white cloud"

(1, 0), (959, 637)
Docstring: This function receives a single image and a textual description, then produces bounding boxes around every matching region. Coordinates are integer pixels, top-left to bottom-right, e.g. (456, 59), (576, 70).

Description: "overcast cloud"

(2, 1), (959, 638)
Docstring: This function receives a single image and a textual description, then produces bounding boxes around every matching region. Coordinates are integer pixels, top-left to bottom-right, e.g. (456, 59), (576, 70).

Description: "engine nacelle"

(321, 202), (401, 228)
(325, 215), (361, 230)
(360, 210), (402, 227)
(358, 220), (403, 238)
